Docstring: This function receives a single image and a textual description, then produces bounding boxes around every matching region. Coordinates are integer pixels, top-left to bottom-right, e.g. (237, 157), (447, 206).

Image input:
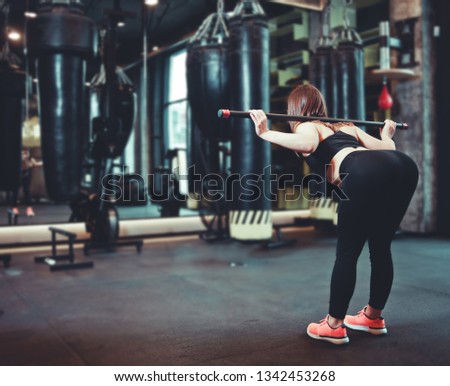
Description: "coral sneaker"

(307, 317), (349, 345)
(344, 308), (387, 335)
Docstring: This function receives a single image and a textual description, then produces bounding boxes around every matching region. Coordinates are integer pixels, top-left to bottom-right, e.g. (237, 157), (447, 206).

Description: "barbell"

(218, 109), (409, 130)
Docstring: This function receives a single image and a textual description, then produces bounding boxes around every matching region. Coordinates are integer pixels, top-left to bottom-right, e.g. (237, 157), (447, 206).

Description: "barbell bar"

(218, 109), (409, 130)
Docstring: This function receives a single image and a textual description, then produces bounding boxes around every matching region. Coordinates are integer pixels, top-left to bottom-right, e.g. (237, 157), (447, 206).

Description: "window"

(165, 49), (189, 150)
(163, 49), (189, 195)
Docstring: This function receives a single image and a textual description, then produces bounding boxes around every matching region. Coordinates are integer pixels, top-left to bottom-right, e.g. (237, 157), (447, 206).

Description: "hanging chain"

(217, 0), (224, 14)
(212, 0), (229, 40)
(190, 0), (229, 44)
(342, 0), (353, 30)
(320, 1), (333, 46)
(91, 29), (131, 86)
(327, 0), (361, 44)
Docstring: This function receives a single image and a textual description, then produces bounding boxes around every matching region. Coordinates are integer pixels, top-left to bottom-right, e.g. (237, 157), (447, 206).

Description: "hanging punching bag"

(186, 8), (229, 196)
(88, 75), (136, 193)
(27, 0), (97, 202)
(310, 42), (337, 119)
(334, 28), (366, 121)
(89, 70), (137, 161)
(0, 62), (27, 191)
(378, 79), (393, 110)
(309, 7), (337, 118)
(228, 0), (272, 241)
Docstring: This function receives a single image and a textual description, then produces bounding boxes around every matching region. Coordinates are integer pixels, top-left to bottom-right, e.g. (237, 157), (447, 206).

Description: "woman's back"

(301, 122), (368, 185)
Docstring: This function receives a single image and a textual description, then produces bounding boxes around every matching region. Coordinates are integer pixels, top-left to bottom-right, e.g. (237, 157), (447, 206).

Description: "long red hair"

(287, 84), (329, 131)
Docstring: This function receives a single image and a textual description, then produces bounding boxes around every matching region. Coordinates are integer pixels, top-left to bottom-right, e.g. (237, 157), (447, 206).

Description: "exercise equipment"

(27, 0), (97, 202)
(310, 4), (337, 118)
(228, 0), (272, 242)
(186, 0), (230, 240)
(78, 2), (142, 254)
(87, 29), (137, 193)
(34, 227), (94, 272)
(0, 3), (27, 193)
(376, 21), (394, 112)
(333, 26), (365, 122)
(218, 109), (409, 129)
(378, 79), (393, 110)
(151, 149), (185, 218)
(186, 0), (229, 144)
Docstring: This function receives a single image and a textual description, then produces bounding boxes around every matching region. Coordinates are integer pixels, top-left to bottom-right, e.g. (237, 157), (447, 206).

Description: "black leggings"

(329, 150), (419, 319)
(11, 170), (32, 206)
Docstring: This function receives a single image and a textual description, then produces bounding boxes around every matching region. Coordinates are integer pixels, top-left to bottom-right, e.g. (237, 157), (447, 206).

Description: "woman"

(250, 84), (418, 345)
(11, 147), (43, 217)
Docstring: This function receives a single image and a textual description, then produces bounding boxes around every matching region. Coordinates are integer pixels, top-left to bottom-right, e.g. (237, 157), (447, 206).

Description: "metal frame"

(35, 227), (94, 272)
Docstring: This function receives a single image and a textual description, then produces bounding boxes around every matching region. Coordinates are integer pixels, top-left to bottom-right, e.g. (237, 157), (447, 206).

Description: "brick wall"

(390, 0), (437, 233)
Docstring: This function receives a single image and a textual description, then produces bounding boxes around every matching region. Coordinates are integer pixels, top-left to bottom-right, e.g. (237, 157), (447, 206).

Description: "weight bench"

(35, 227), (94, 272)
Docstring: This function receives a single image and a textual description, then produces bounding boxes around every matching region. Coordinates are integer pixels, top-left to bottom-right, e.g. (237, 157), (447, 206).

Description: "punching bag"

(310, 7), (337, 118)
(27, 0), (97, 202)
(309, 41), (338, 198)
(88, 68), (137, 192)
(310, 43), (337, 119)
(0, 62), (26, 191)
(334, 28), (366, 121)
(228, 0), (272, 241)
(186, 9), (229, 196)
(378, 80), (393, 110)
(89, 71), (137, 160)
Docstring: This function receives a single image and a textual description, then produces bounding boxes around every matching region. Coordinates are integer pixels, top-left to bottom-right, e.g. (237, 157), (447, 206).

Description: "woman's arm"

(250, 110), (319, 154)
(353, 120), (396, 150)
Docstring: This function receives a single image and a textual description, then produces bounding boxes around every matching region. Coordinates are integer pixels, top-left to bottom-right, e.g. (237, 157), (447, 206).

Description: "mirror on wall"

(0, 0), (388, 227)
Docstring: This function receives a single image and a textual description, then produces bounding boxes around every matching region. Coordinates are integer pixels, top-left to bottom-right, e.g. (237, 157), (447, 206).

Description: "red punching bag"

(378, 79), (393, 110)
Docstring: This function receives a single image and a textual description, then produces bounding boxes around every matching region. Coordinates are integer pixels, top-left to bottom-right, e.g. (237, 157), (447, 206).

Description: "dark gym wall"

(434, 0), (450, 235)
(389, 0), (437, 233)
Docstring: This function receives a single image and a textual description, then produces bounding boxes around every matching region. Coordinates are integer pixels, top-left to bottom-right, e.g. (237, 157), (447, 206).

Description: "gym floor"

(1, 228), (449, 366)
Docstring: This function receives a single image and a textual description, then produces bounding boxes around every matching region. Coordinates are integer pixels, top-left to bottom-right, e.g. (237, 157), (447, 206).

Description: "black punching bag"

(0, 62), (26, 191)
(310, 7), (336, 118)
(228, 0), (272, 241)
(186, 10), (229, 196)
(310, 43), (337, 119)
(89, 73), (137, 160)
(27, 0), (97, 202)
(334, 28), (366, 121)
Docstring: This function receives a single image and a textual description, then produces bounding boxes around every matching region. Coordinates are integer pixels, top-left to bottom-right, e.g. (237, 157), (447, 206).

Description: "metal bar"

(218, 109), (409, 130)
(51, 230), (56, 257)
(48, 227), (77, 238)
(50, 261), (94, 272)
(68, 237), (75, 264)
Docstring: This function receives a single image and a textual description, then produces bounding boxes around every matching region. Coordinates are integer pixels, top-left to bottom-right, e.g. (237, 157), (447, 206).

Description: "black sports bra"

(303, 131), (362, 173)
